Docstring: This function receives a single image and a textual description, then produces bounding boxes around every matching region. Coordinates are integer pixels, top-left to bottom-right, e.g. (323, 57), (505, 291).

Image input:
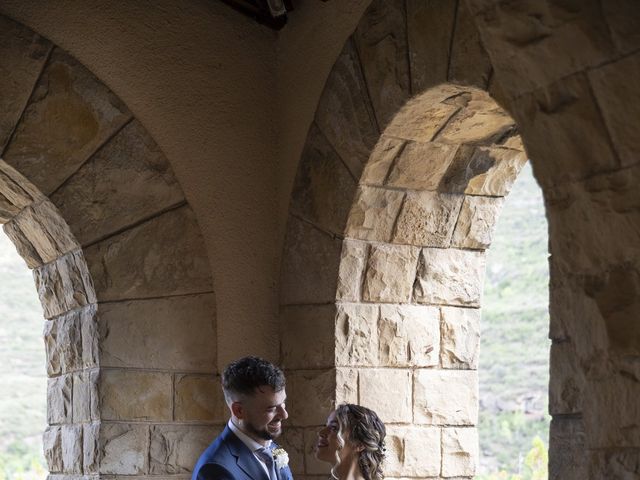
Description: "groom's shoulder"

(192, 427), (237, 479)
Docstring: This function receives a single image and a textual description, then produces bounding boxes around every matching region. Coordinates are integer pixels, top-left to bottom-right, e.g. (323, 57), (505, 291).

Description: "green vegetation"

(479, 162), (550, 478)
(0, 232), (46, 480)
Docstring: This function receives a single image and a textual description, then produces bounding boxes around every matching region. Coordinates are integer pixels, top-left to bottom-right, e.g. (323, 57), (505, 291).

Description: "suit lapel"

(223, 427), (270, 480)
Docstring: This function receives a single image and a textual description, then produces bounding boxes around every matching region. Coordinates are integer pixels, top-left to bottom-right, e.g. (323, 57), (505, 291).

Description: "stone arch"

(0, 14), (222, 479)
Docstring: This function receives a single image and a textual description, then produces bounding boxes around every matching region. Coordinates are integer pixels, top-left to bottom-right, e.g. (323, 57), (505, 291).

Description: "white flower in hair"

(272, 447), (289, 469)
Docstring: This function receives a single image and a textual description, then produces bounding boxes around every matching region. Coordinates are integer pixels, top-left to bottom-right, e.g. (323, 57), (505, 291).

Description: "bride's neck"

(334, 458), (365, 480)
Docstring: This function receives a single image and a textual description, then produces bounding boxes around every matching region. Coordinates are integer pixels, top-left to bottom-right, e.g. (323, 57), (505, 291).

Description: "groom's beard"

(246, 419), (282, 440)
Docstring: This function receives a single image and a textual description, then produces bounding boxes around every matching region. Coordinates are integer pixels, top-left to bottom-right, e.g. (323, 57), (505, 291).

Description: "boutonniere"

(272, 447), (289, 469)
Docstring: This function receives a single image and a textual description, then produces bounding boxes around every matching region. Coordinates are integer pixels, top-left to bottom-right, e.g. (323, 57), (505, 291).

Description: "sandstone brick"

(280, 215), (342, 305)
(407, 0), (456, 92)
(73, 370), (99, 423)
(385, 426), (440, 477)
(335, 304), (379, 367)
(150, 425), (220, 474)
(34, 250), (96, 319)
(281, 305), (336, 369)
(0, 160), (44, 219)
(385, 140), (459, 190)
(0, 17), (51, 151)
(3, 219), (42, 267)
(549, 416), (587, 480)
(336, 367), (358, 405)
(354, 0), (410, 128)
(392, 191), (463, 247)
(363, 244), (419, 303)
(360, 136), (405, 186)
(83, 423), (99, 474)
(602, 0), (640, 54)
(98, 423), (148, 475)
(414, 370), (478, 425)
(43, 426), (63, 473)
(464, 147), (527, 196)
(174, 374), (227, 423)
(51, 119), (185, 245)
(441, 427), (478, 477)
(85, 205), (212, 301)
(44, 312), (81, 376)
(100, 369), (172, 421)
(360, 369), (412, 423)
(61, 424), (83, 474)
(549, 341), (583, 415)
(345, 186), (404, 243)
(335, 240), (367, 302)
(384, 95), (459, 143)
(80, 306), (98, 369)
(99, 294), (216, 370)
(303, 428), (330, 475)
(278, 427), (304, 475)
(48, 375), (72, 425)
(2, 48), (131, 195)
(414, 247), (485, 307)
(314, 40), (378, 179)
(451, 195), (504, 250)
(379, 304), (439, 367)
(589, 449), (640, 479)
(290, 123), (357, 235)
(440, 307), (480, 369)
(288, 369), (337, 427)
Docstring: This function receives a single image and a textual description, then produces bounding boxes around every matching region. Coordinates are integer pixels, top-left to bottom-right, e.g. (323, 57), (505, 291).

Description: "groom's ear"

(231, 401), (244, 419)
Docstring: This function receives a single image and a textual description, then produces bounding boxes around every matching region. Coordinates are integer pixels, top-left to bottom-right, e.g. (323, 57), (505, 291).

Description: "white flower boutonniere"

(272, 447), (289, 470)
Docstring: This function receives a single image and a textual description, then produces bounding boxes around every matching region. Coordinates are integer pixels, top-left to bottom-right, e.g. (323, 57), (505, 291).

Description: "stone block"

(85, 205), (212, 301)
(549, 341), (583, 415)
(303, 428), (330, 475)
(385, 426), (440, 477)
(359, 369), (412, 423)
(174, 374), (227, 423)
(414, 247), (485, 307)
(589, 449), (640, 479)
(384, 95), (459, 143)
(449, 1), (492, 88)
(73, 369), (99, 423)
(0, 17), (51, 151)
(441, 427), (478, 477)
(278, 427), (304, 475)
(280, 215), (342, 305)
(589, 52), (640, 167)
(83, 423), (99, 474)
(2, 48), (131, 195)
(61, 424), (83, 474)
(0, 160), (44, 220)
(3, 219), (42, 267)
(80, 306), (99, 369)
(336, 367), (358, 405)
(314, 40), (379, 179)
(360, 136), (405, 186)
(414, 370), (478, 425)
(99, 294), (216, 370)
(335, 304), (379, 367)
(392, 191), (463, 247)
(287, 369), (337, 427)
(385, 140), (459, 190)
(549, 416), (587, 480)
(451, 195), (504, 250)
(290, 123), (357, 235)
(34, 250), (96, 319)
(345, 186), (404, 243)
(379, 304), (439, 367)
(436, 92), (513, 145)
(440, 307), (481, 369)
(43, 426), (63, 473)
(510, 73), (618, 186)
(281, 305), (336, 369)
(100, 369), (172, 421)
(474, 0), (615, 98)
(150, 425), (220, 474)
(602, 0), (640, 54)
(335, 240), (367, 302)
(363, 244), (419, 303)
(44, 312), (81, 376)
(98, 423), (148, 475)
(354, 0), (410, 128)
(465, 147), (527, 196)
(51, 119), (185, 245)
(407, 0), (456, 93)
(48, 375), (72, 425)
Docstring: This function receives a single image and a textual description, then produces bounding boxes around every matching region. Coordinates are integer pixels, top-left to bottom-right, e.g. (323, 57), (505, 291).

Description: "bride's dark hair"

(331, 404), (386, 480)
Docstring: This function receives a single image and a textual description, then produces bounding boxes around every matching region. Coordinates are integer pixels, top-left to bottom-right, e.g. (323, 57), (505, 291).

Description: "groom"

(192, 356), (293, 480)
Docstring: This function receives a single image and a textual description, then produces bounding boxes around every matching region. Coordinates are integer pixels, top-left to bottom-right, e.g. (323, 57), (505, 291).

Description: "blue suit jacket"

(192, 426), (294, 480)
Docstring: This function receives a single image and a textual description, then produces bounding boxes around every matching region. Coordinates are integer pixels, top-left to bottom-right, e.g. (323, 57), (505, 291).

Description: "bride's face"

(315, 410), (358, 464)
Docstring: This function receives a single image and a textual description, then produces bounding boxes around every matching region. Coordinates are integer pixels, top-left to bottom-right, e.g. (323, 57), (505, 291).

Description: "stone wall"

(0, 15), (219, 480)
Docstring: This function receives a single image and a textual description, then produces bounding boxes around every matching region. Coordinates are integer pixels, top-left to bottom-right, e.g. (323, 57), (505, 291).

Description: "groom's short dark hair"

(222, 356), (285, 403)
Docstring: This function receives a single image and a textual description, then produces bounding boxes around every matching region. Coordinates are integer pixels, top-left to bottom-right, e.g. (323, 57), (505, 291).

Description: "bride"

(314, 404), (386, 480)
